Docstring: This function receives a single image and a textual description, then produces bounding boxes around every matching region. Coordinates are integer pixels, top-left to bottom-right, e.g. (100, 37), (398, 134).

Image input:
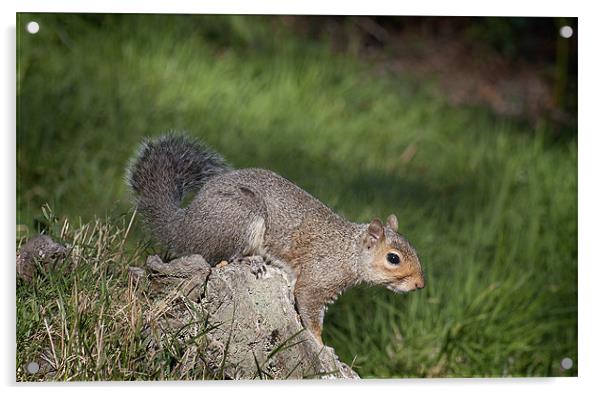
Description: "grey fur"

(126, 134), (231, 251)
(127, 134), (425, 344)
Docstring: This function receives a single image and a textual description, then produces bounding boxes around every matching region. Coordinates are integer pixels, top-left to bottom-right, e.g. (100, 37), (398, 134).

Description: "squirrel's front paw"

(232, 255), (268, 278)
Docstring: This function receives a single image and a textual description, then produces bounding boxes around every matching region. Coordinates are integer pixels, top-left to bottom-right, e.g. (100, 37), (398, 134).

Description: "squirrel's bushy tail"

(126, 134), (230, 247)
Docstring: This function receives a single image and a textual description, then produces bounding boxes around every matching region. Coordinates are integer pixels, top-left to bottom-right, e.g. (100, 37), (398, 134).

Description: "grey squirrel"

(127, 134), (424, 345)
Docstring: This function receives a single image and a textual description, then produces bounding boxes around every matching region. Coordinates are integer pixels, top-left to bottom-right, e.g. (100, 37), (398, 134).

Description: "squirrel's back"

(127, 134), (341, 262)
(175, 165), (345, 263)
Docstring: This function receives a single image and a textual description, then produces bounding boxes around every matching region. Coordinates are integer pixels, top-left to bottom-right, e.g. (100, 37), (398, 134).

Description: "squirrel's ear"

(386, 214), (398, 232)
(364, 218), (384, 249)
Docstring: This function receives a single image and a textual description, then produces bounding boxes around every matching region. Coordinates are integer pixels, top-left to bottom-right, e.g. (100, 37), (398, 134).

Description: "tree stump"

(139, 254), (359, 379)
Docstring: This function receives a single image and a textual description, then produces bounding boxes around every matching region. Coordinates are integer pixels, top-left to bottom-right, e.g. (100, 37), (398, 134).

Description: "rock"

(140, 255), (358, 379)
(16, 235), (68, 281)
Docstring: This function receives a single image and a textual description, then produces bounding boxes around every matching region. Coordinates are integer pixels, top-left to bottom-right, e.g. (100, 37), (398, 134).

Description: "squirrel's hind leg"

(230, 211), (297, 295)
(232, 254), (268, 277)
(242, 215), (267, 256)
(230, 215), (270, 277)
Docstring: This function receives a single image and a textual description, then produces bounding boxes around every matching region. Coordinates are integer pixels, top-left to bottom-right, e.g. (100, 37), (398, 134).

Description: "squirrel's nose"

(414, 275), (425, 289)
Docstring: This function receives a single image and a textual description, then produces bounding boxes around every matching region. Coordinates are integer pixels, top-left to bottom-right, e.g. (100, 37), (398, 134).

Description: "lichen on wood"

(140, 254), (359, 379)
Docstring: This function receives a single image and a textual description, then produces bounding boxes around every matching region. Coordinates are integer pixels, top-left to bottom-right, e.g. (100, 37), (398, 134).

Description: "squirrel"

(127, 134), (424, 345)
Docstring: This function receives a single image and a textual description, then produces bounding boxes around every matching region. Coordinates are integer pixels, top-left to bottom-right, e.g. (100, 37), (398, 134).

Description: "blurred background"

(17, 14), (577, 378)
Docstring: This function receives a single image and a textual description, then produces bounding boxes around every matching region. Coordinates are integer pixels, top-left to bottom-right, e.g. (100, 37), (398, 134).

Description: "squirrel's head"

(359, 214), (424, 293)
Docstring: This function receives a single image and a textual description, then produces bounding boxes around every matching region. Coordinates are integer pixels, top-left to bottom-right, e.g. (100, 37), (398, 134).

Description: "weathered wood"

(141, 255), (358, 379)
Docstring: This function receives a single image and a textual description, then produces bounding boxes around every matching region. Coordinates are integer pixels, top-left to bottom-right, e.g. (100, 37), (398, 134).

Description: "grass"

(16, 14), (577, 379)
(16, 209), (222, 380)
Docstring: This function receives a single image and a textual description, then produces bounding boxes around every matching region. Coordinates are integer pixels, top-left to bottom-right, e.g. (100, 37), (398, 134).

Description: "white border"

(7, 0), (582, 16)
(3, 1), (600, 394)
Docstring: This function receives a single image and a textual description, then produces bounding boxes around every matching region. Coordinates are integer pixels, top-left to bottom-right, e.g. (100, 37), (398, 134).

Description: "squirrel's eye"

(386, 253), (400, 265)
